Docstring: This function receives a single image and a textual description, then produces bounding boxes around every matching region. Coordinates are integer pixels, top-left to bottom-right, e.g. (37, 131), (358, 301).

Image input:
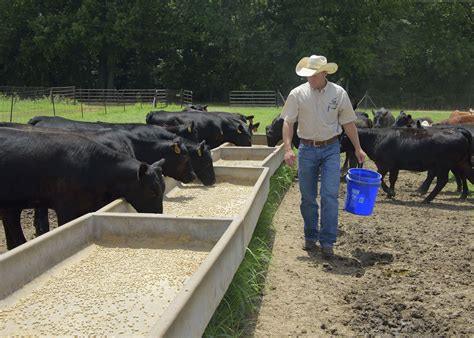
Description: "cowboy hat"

(295, 55), (338, 77)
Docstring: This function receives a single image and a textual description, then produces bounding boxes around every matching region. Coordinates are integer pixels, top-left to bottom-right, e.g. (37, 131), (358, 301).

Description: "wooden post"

(9, 93), (14, 122)
(80, 101), (84, 118)
(52, 94), (56, 116)
(104, 89), (107, 115)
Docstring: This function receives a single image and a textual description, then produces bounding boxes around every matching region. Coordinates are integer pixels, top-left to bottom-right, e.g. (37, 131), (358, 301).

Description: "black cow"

(416, 124), (474, 198)
(393, 111), (433, 128)
(23, 120), (196, 183)
(182, 104), (208, 112)
(340, 127), (473, 203)
(0, 127), (166, 250)
(146, 110), (252, 148)
(341, 112), (374, 174)
(29, 116), (199, 142)
(27, 117), (214, 185)
(372, 108), (395, 128)
(265, 117), (300, 148)
(182, 105), (254, 124)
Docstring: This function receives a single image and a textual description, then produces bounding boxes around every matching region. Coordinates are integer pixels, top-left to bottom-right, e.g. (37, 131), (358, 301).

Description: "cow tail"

(457, 127), (472, 165)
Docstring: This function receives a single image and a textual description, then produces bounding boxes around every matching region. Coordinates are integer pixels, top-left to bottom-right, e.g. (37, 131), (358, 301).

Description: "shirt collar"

(309, 79), (329, 93)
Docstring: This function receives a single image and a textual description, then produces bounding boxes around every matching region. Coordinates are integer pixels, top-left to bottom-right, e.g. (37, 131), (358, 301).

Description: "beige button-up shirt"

(280, 81), (356, 141)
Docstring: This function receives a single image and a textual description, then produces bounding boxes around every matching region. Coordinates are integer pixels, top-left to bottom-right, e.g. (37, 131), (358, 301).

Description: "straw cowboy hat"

(295, 55), (338, 77)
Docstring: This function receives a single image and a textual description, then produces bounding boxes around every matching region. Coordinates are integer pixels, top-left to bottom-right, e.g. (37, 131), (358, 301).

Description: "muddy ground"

(253, 161), (473, 336)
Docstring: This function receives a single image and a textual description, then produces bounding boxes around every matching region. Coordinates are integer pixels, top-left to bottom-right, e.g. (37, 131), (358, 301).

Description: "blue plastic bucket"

(344, 168), (382, 216)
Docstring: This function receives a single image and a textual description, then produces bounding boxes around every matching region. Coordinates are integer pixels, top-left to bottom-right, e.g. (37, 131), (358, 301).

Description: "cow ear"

(138, 163), (148, 179)
(203, 105), (208, 110)
(407, 114), (412, 119)
(150, 158), (166, 175)
(197, 141), (205, 157)
(246, 115), (255, 123)
(237, 124), (244, 134)
(253, 122), (260, 131)
(173, 142), (181, 154)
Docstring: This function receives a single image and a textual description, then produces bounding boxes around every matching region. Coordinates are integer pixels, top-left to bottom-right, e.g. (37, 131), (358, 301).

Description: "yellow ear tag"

(197, 148), (202, 157)
(237, 128), (242, 134)
(187, 126), (192, 133)
(174, 144), (181, 154)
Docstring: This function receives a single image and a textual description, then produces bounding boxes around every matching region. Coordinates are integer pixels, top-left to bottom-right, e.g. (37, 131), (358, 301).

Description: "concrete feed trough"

(0, 166), (271, 337)
(212, 145), (284, 177)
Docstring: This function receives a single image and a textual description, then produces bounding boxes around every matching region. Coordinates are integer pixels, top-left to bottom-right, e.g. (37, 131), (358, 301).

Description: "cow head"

(393, 111), (415, 128)
(161, 138), (196, 183)
(372, 108), (395, 128)
(265, 117), (284, 147)
(188, 140), (216, 186)
(166, 121), (199, 142)
(125, 159), (166, 213)
(223, 121), (252, 146)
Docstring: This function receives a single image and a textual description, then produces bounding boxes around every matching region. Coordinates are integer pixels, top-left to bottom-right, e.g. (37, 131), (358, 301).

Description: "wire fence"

(0, 87), (194, 123)
(0, 86), (471, 123)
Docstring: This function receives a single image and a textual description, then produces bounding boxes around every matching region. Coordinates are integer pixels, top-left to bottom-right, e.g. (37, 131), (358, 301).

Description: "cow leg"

(54, 205), (80, 226)
(423, 169), (449, 203)
(2, 208), (26, 250)
(341, 153), (349, 176)
(451, 168), (469, 199)
(377, 168), (391, 195)
(34, 207), (50, 237)
(388, 170), (399, 198)
(451, 169), (463, 193)
(418, 170), (435, 195)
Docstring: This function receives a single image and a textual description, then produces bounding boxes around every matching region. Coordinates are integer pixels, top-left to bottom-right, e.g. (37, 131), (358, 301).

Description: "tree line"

(0, 0), (472, 105)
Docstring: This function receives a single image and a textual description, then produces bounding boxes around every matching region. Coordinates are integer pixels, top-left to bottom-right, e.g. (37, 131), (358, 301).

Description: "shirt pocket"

(324, 101), (338, 125)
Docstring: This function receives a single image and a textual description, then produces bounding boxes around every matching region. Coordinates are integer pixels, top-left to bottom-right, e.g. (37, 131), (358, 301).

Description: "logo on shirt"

(327, 98), (338, 112)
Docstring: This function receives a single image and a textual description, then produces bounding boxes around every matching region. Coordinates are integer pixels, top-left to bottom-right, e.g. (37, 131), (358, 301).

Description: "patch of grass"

(204, 164), (297, 336)
(0, 95), (454, 128)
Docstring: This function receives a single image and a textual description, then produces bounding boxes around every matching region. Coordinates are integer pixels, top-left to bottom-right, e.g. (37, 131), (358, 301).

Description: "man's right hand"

(284, 149), (296, 167)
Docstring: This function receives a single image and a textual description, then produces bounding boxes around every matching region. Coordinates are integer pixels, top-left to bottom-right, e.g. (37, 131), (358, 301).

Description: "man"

(282, 54), (366, 259)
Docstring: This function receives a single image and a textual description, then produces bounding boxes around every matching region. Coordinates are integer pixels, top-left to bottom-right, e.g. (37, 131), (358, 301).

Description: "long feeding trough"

(0, 133), (283, 337)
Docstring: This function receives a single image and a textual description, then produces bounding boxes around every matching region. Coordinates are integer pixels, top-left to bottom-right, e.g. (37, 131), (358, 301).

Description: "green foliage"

(0, 1), (472, 106)
(204, 164), (297, 336)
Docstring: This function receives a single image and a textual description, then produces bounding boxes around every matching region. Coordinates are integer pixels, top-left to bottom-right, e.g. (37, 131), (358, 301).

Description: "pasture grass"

(0, 95), (453, 127)
(204, 164), (297, 336)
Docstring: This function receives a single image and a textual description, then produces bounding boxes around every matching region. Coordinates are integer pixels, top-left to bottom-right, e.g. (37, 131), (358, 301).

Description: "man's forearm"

(342, 122), (362, 151)
(282, 120), (294, 151)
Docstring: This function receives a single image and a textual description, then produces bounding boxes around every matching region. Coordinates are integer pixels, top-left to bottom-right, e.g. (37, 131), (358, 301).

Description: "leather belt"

(300, 135), (338, 147)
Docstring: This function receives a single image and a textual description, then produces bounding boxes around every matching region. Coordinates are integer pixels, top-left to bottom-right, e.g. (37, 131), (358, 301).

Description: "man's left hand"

(355, 148), (366, 164)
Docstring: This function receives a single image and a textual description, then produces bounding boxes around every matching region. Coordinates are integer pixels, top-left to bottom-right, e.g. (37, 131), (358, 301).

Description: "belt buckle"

(313, 139), (324, 147)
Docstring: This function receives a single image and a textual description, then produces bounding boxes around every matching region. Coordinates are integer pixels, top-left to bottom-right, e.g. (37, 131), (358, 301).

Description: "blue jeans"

(298, 141), (340, 248)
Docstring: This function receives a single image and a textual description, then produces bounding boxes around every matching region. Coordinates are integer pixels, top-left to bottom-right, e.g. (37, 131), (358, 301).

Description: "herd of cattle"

(266, 108), (474, 203)
(0, 106), (472, 251)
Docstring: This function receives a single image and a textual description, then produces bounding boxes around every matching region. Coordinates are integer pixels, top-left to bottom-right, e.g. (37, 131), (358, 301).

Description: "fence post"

(9, 93), (14, 122)
(81, 101), (84, 118)
(103, 89), (107, 115)
(52, 95), (56, 116)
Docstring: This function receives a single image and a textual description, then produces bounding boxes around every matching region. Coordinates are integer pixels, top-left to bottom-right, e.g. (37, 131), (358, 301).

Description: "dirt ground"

(0, 209), (58, 254)
(252, 161), (473, 336)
